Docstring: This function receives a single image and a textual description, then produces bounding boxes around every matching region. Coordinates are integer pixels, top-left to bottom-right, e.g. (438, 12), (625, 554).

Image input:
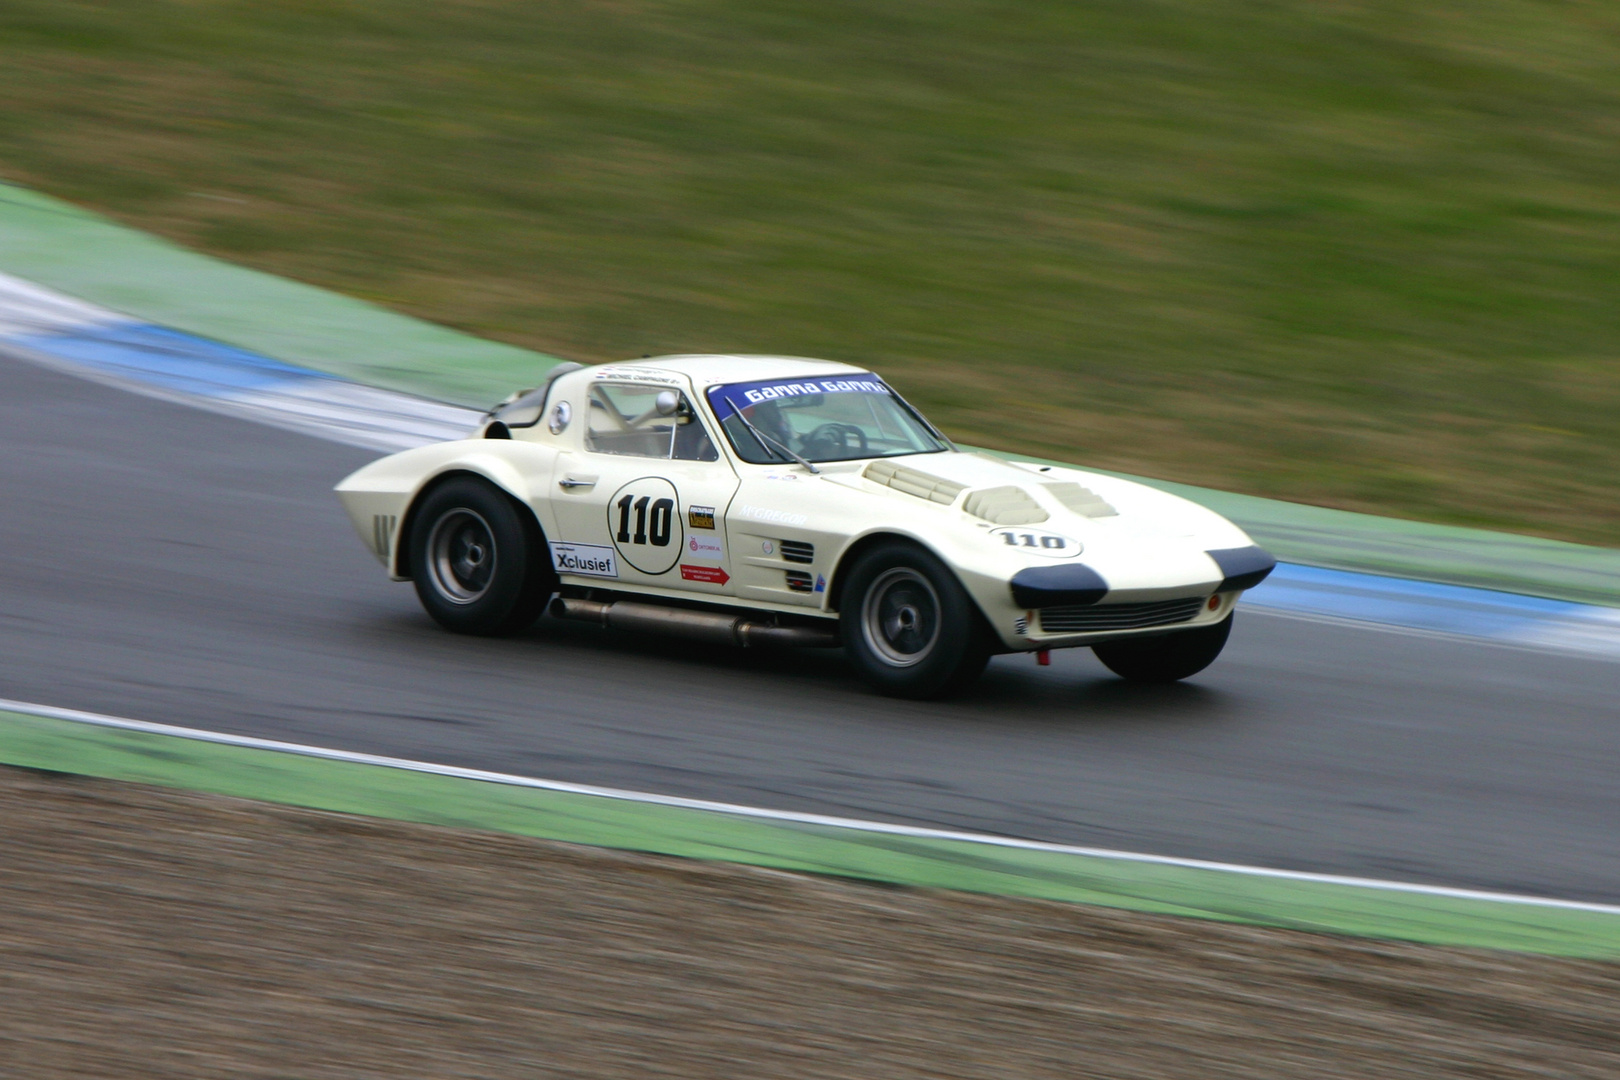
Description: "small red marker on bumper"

(1036, 649), (1051, 666)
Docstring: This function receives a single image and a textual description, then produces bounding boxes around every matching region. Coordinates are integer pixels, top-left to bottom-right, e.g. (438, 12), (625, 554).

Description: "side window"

(584, 383), (718, 461)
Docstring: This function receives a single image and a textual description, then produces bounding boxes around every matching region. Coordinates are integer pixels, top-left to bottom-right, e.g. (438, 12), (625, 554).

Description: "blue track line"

(1244, 563), (1620, 658)
(4, 270), (1617, 659)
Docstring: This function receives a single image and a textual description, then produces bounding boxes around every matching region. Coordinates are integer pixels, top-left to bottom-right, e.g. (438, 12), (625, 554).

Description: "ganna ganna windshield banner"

(705, 375), (891, 420)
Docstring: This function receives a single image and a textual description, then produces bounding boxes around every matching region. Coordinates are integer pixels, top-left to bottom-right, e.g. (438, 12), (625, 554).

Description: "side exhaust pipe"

(550, 597), (839, 649)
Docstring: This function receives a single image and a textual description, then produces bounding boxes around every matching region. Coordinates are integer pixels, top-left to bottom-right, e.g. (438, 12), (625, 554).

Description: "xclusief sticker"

(606, 476), (683, 575)
(688, 504), (716, 530)
(552, 542), (619, 579)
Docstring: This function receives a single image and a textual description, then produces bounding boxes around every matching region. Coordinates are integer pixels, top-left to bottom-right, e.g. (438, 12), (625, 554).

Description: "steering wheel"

(803, 422), (869, 457)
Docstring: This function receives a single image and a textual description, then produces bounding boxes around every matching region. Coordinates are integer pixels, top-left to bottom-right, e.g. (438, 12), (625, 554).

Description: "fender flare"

(394, 458), (549, 579)
(825, 529), (986, 620)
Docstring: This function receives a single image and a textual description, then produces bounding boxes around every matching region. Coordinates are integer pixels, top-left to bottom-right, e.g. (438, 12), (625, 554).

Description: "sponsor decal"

(814, 573), (826, 593)
(592, 366), (682, 385)
(1014, 615), (1029, 636)
(551, 542), (619, 579)
(990, 527), (1082, 559)
(608, 476), (684, 575)
(680, 564), (730, 585)
(762, 472), (800, 482)
(739, 504), (808, 526)
(686, 534), (725, 561)
(705, 374), (890, 420)
(741, 378), (885, 404)
(688, 504), (716, 530)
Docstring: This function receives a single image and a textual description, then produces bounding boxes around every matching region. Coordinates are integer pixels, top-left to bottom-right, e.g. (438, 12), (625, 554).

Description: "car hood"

(811, 450), (1262, 598)
(825, 450), (1220, 534)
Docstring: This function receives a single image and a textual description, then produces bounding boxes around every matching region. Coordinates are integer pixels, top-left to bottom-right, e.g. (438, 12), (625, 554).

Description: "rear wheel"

(840, 541), (992, 699)
(408, 476), (554, 635)
(1092, 614), (1232, 683)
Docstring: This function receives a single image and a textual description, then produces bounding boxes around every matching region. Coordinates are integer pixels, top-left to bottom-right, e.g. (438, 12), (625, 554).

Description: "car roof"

(587, 354), (870, 387)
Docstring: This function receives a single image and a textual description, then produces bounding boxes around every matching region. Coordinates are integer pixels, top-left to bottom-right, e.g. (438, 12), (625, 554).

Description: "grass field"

(3, 0), (1619, 543)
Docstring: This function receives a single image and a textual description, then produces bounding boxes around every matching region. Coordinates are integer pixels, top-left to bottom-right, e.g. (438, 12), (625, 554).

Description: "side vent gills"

(962, 486), (1049, 526)
(780, 540), (815, 564)
(785, 570), (815, 593)
(863, 460), (966, 505)
(1043, 482), (1117, 518)
(371, 514), (398, 558)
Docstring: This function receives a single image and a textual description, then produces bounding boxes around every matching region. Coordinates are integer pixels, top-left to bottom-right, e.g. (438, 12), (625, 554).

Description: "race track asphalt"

(3, 353), (1617, 902)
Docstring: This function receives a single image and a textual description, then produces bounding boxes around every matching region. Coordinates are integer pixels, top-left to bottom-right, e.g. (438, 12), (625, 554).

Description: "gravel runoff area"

(4, 766), (1618, 1079)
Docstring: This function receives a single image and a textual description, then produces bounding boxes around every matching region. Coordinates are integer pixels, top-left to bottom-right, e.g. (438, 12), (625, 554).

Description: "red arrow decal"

(680, 564), (729, 585)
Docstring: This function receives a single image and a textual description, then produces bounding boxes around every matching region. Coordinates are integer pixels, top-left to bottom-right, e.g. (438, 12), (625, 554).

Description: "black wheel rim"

(426, 509), (497, 604)
(861, 567), (942, 667)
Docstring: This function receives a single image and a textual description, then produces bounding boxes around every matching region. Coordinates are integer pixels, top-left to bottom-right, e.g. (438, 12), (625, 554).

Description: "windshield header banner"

(706, 374), (889, 420)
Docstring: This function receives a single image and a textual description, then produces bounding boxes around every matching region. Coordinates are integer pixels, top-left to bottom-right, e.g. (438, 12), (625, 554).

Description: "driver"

(744, 399), (797, 453)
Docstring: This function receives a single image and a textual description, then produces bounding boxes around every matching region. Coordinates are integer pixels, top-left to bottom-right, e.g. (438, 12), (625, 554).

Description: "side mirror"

(655, 390), (680, 417)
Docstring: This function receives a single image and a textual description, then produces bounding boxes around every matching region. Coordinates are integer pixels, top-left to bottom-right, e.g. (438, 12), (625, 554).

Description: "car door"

(548, 376), (740, 596)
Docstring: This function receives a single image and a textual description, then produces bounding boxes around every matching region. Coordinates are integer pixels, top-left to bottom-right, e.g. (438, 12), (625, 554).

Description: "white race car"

(336, 355), (1274, 698)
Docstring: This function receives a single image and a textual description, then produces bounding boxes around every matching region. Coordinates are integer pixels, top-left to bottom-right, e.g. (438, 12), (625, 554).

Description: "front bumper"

(993, 545), (1275, 651)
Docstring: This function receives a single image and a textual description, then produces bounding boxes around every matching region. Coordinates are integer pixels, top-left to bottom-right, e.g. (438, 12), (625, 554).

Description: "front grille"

(1038, 597), (1205, 634)
(780, 540), (815, 564)
(785, 570), (815, 593)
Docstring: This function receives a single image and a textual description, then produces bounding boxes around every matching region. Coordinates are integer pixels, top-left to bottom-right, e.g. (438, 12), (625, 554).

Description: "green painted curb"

(3, 182), (1618, 606)
(3, 709), (1617, 959)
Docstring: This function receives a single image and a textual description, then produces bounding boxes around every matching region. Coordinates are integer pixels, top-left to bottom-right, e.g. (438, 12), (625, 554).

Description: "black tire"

(408, 476), (555, 636)
(839, 541), (993, 699)
(1092, 614), (1233, 683)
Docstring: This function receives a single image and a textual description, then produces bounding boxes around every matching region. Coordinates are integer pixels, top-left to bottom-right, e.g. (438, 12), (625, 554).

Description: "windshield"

(706, 375), (949, 464)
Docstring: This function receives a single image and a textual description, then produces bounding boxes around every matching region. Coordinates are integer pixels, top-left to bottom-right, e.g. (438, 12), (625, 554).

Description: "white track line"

(5, 696), (1618, 917)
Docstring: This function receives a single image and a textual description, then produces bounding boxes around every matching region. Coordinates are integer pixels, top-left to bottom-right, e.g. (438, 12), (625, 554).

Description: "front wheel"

(839, 542), (992, 699)
(1092, 614), (1233, 683)
(408, 476), (554, 636)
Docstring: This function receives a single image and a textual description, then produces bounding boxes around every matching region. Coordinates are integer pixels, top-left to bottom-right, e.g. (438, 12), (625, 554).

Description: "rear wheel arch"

(396, 469), (549, 580)
(404, 473), (558, 636)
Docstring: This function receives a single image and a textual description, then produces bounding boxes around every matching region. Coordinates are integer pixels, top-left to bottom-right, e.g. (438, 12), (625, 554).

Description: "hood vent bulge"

(1043, 481), (1117, 519)
(962, 486), (1049, 526)
(863, 461), (967, 505)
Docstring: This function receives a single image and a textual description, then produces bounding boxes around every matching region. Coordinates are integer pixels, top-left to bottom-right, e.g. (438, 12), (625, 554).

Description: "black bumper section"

(1207, 545), (1276, 592)
(1009, 546), (1276, 610)
(1009, 564), (1109, 608)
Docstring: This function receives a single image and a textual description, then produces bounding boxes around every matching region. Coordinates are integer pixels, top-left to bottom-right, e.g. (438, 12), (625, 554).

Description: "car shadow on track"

(351, 606), (1242, 729)
(348, 608), (1237, 735)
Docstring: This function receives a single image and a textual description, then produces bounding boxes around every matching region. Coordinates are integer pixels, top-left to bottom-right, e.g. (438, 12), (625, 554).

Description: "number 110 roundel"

(609, 477), (682, 575)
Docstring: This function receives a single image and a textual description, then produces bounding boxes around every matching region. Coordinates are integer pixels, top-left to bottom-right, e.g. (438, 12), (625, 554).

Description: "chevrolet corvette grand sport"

(336, 355), (1275, 699)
